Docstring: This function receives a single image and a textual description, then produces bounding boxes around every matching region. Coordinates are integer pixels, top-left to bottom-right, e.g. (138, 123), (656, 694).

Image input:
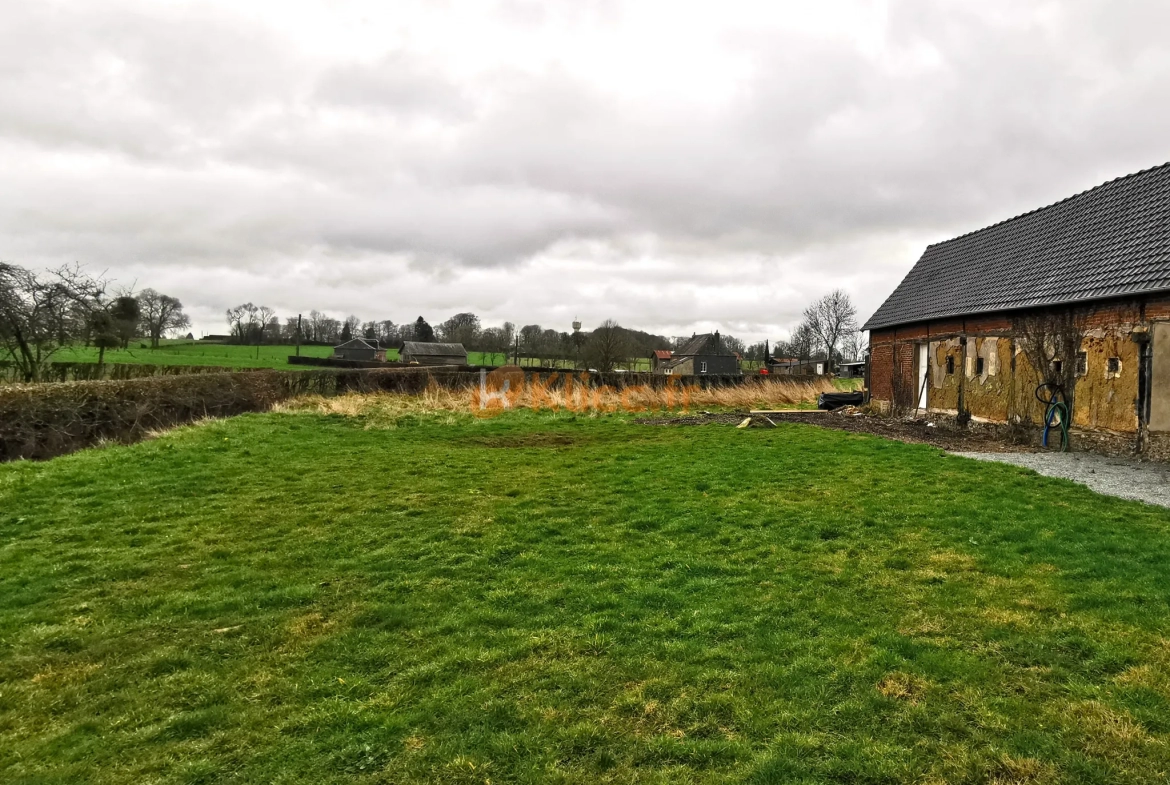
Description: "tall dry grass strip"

(280, 375), (836, 420)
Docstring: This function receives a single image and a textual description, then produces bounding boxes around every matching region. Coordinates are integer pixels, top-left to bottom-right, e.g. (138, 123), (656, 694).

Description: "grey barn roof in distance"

(674, 333), (736, 357)
(863, 163), (1170, 331)
(334, 338), (379, 350)
(400, 341), (467, 357)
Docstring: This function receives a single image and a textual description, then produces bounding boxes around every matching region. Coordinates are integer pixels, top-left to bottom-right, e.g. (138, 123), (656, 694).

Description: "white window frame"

(700, 361), (708, 374)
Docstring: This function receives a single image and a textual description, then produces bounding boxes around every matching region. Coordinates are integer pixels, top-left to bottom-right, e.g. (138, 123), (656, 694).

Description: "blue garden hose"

(1035, 384), (1069, 451)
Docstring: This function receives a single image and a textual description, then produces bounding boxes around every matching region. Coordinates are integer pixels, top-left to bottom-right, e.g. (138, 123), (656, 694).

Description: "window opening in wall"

(976, 357), (985, 376)
(1052, 359), (1063, 376)
(1107, 357), (1121, 374)
(946, 356), (955, 374)
(700, 361), (708, 374)
(1075, 352), (1087, 376)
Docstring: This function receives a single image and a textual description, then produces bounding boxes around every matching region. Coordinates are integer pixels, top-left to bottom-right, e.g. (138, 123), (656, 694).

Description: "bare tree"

(282, 317), (301, 343)
(320, 317), (342, 343)
(138, 289), (190, 348)
(479, 326), (506, 363)
(803, 290), (858, 373)
(540, 328), (560, 364)
(109, 293), (141, 348)
(776, 321), (816, 362)
(722, 334), (746, 357)
(0, 262), (106, 382)
(226, 303), (259, 344)
(1015, 308), (1088, 422)
(307, 310), (329, 342)
(89, 310), (121, 370)
(257, 306), (278, 344)
(500, 322), (515, 361)
(839, 330), (864, 363)
(377, 320), (398, 346)
(519, 324), (543, 365)
(342, 315), (361, 342)
(584, 319), (627, 372)
(439, 312), (481, 346)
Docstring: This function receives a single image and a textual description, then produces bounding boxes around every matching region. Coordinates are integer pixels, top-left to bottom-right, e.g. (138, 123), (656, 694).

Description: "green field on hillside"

(54, 342), (337, 369)
(5, 410), (1166, 783)
(54, 343), (554, 370)
(49, 341), (799, 373)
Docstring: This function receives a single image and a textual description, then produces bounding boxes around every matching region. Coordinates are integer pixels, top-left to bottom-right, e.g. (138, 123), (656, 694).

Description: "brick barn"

(864, 163), (1170, 454)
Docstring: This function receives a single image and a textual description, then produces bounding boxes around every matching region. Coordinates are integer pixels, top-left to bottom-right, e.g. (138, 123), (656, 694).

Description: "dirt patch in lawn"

(637, 410), (1024, 452)
(473, 434), (578, 448)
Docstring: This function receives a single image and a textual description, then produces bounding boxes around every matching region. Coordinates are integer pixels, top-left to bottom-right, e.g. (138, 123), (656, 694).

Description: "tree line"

(773, 289), (862, 369)
(0, 263), (191, 383)
(222, 288), (862, 373)
(1, 259), (863, 384)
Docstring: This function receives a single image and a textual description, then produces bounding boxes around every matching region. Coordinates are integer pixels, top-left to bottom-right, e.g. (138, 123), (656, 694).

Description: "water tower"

(572, 319), (582, 368)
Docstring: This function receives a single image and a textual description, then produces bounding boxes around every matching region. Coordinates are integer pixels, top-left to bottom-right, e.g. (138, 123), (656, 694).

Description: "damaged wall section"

(869, 295), (1170, 446)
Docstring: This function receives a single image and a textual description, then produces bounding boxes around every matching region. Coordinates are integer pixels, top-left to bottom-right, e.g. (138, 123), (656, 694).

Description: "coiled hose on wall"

(1035, 383), (1069, 451)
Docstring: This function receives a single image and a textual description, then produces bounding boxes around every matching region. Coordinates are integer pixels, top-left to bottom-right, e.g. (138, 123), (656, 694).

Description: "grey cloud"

(314, 54), (475, 119)
(3, 0), (1170, 340)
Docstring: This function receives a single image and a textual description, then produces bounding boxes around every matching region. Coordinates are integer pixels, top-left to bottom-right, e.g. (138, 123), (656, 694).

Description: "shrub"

(0, 367), (479, 461)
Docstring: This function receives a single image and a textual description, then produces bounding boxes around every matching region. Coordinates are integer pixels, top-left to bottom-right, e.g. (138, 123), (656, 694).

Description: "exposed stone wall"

(869, 295), (1170, 449)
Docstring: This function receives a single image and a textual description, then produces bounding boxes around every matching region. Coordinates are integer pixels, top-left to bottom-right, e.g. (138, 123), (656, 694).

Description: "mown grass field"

(49, 343), (623, 371)
(3, 406), (1169, 783)
(50, 341), (811, 375)
(55, 342), (337, 369)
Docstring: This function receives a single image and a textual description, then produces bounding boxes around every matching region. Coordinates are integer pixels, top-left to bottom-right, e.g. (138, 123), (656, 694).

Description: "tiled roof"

(675, 333), (735, 357)
(652, 349), (673, 360)
(863, 163), (1170, 331)
(402, 341), (467, 356)
(335, 338), (378, 350)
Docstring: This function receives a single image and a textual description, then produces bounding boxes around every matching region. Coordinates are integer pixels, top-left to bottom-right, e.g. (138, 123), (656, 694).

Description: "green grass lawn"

(3, 411), (1169, 783)
(49, 344), (616, 371)
(54, 342), (338, 370)
(49, 342), (845, 376)
(55, 343), (520, 370)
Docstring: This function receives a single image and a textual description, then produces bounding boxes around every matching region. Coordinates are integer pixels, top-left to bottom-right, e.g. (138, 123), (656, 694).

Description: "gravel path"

(952, 451), (1170, 509)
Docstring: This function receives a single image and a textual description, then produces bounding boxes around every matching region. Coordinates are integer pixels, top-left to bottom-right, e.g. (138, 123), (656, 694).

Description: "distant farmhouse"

(659, 333), (739, 376)
(333, 338), (386, 362)
(837, 360), (866, 379)
(649, 349), (673, 372)
(400, 342), (468, 366)
(864, 163), (1170, 449)
(768, 357), (825, 376)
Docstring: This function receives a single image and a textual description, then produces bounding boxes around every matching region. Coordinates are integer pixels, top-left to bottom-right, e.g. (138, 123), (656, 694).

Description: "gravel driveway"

(952, 451), (1170, 509)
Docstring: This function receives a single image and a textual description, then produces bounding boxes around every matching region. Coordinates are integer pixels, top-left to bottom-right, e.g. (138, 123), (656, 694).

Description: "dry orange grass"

(276, 376), (836, 421)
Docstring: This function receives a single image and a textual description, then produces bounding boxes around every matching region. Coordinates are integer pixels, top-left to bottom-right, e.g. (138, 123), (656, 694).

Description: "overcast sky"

(3, 0), (1170, 341)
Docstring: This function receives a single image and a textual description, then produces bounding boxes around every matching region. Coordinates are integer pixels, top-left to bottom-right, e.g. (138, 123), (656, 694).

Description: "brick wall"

(868, 294), (1169, 435)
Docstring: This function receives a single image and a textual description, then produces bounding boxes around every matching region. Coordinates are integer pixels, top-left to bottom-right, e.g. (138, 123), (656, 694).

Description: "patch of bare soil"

(473, 434), (578, 448)
(637, 409), (1026, 452)
(637, 412), (747, 427)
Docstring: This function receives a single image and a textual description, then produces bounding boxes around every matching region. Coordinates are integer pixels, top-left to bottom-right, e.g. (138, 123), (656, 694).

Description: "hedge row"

(0, 367), (480, 462)
(0, 366), (793, 462)
(0, 361), (260, 384)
